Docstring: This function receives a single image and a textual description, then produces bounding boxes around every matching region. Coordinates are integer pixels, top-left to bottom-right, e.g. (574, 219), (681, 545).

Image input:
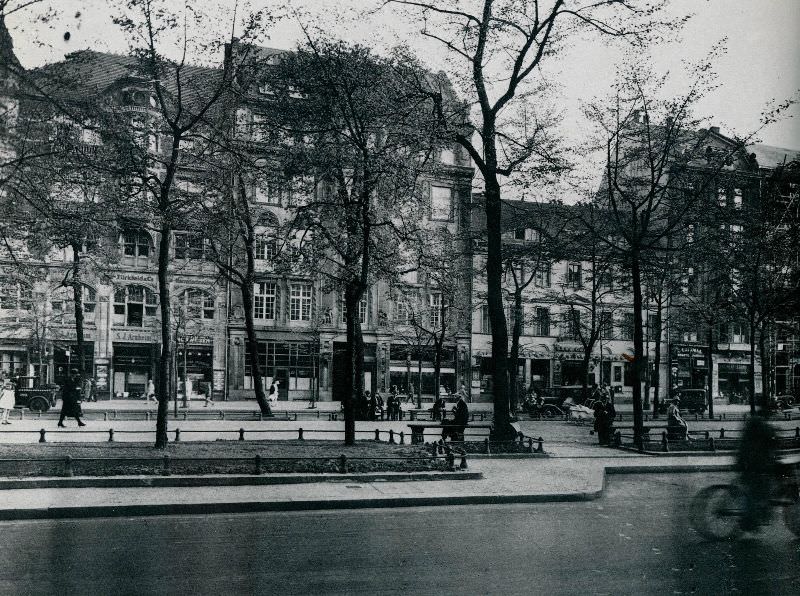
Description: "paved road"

(0, 472), (797, 595)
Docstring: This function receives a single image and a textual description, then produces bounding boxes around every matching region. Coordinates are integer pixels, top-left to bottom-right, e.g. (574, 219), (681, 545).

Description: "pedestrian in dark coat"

(442, 394), (469, 441)
(58, 369), (85, 427)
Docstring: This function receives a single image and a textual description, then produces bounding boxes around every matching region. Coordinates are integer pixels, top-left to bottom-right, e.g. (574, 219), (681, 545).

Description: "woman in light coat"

(0, 379), (16, 424)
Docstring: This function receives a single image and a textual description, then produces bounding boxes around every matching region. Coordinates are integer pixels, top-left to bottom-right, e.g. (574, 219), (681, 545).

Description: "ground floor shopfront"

(670, 343), (761, 401)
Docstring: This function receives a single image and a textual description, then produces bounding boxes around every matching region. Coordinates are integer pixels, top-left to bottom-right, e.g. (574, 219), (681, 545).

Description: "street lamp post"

(406, 353), (411, 403)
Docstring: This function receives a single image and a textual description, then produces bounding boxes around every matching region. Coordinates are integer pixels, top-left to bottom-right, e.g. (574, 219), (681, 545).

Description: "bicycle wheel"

(689, 485), (746, 541)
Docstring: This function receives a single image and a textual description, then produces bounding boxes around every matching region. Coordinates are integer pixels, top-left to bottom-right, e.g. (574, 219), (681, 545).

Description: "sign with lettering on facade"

(96, 364), (109, 389)
(113, 329), (158, 343)
(114, 273), (157, 284)
(213, 369), (225, 391)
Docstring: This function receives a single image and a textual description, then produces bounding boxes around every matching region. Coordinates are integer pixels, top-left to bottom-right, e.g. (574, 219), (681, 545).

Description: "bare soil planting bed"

(0, 441), (447, 477)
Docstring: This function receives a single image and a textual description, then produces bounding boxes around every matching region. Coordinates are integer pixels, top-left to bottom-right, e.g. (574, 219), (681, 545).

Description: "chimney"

(709, 126), (720, 135)
(631, 109), (640, 123)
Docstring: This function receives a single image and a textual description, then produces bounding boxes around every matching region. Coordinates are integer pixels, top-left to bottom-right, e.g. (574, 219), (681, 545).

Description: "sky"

(5, 0), (800, 153)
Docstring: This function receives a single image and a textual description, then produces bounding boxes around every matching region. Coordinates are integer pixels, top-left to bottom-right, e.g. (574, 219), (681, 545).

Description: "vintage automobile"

(13, 376), (60, 412)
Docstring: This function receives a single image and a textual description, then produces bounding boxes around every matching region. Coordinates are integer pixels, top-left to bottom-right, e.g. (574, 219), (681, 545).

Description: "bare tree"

(385, 0), (684, 438)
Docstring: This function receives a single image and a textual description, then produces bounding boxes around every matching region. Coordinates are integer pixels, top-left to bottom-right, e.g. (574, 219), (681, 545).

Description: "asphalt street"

(0, 472), (797, 595)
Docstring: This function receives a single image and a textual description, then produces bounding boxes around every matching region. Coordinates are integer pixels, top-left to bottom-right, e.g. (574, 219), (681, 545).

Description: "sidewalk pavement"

(0, 442), (739, 520)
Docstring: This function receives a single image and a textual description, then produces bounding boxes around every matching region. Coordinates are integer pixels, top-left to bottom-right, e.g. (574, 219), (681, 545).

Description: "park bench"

(407, 421), (493, 445)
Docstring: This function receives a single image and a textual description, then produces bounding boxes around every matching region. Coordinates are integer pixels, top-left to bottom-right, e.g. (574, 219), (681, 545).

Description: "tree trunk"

(508, 290), (523, 415)
(758, 320), (769, 411)
(706, 321), (714, 419)
(581, 351), (592, 402)
(630, 248), (645, 448)
(484, 174), (512, 439)
(651, 303), (663, 419)
(240, 279), (272, 416)
(433, 339), (442, 401)
(70, 242), (86, 385)
(155, 219), (173, 449)
(748, 319), (757, 414)
(343, 283), (365, 444)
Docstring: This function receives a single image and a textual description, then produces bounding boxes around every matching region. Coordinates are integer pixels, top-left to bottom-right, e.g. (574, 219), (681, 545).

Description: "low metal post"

(374, 428), (380, 442)
(517, 431), (524, 446)
(64, 455), (73, 477)
(174, 428), (181, 442)
(410, 410), (416, 421)
(254, 454), (262, 475)
(182, 411), (187, 421)
(446, 452), (456, 471)
(108, 429), (114, 442)
(239, 428), (246, 441)
(537, 437), (544, 453)
(298, 428), (304, 441)
(528, 437), (534, 453)
(39, 428), (46, 443)
(162, 454), (171, 476)
(662, 431), (669, 453)
(145, 411), (150, 421)
(103, 412), (108, 421)
(339, 454), (348, 474)
(399, 431), (405, 445)
(709, 437), (715, 452)
(259, 412), (263, 421)
(484, 438), (491, 455)
(720, 428), (725, 439)
(220, 411), (225, 420)
(614, 431), (621, 448)
(795, 427), (799, 438)
(389, 429), (395, 444)
(460, 452), (468, 469)
(704, 430), (710, 440)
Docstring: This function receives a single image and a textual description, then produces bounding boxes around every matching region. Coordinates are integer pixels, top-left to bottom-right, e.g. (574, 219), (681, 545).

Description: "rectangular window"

(620, 313), (635, 340)
(255, 179), (282, 204)
(253, 282), (277, 320)
(429, 292), (442, 329)
(599, 268), (613, 289)
(430, 186), (452, 221)
(340, 293), (368, 325)
(290, 283), (312, 321)
(514, 228), (526, 240)
(717, 187), (727, 207)
(535, 264), (551, 288)
(733, 188), (743, 208)
(567, 263), (582, 288)
(255, 237), (277, 262)
(647, 313), (659, 340)
(600, 312), (614, 339)
(174, 232), (206, 260)
(481, 305), (491, 334)
(565, 310), (581, 339)
(534, 307), (550, 336)
(394, 291), (413, 325)
(439, 148), (456, 165)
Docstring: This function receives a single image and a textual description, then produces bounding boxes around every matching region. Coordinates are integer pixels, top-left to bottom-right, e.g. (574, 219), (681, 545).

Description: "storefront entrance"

(112, 343), (158, 398)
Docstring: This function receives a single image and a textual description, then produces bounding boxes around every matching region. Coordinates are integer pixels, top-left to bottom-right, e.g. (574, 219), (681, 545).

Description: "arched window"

(119, 229), (152, 267)
(113, 285), (158, 327)
(51, 285), (97, 319)
(180, 289), (215, 320)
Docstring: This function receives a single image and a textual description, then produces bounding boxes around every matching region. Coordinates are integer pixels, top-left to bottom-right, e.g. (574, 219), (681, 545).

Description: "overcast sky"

(6, 0), (800, 153)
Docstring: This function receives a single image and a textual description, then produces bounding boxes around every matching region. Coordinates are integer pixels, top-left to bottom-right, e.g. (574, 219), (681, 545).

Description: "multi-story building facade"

(0, 26), (475, 402)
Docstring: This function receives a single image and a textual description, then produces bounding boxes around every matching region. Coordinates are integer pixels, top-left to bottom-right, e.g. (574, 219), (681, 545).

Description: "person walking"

(268, 380), (278, 404)
(58, 369), (85, 427)
(0, 379), (15, 424)
(667, 397), (688, 440)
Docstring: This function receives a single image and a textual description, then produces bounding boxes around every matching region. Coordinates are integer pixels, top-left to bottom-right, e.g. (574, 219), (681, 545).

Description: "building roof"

(748, 143), (800, 169)
(30, 50), (224, 103)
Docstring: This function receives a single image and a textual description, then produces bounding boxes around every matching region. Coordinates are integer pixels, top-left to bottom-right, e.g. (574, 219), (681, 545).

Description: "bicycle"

(689, 462), (800, 540)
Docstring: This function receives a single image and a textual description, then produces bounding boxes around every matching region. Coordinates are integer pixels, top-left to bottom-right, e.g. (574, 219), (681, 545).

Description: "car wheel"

(28, 397), (49, 412)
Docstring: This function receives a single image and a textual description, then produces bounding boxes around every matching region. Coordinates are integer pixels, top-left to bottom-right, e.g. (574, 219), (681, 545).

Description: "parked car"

(771, 394), (795, 410)
(659, 388), (707, 415)
(13, 376), (59, 412)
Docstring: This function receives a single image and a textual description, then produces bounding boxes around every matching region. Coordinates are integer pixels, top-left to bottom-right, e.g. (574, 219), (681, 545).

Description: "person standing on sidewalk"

(202, 382), (214, 407)
(58, 369), (85, 427)
(146, 379), (156, 403)
(0, 379), (15, 424)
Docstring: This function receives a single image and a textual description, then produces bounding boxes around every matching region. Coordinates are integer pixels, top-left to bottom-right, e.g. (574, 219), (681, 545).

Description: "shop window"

(290, 282), (312, 321)
(120, 229), (151, 267)
(182, 289), (214, 320)
(254, 282), (277, 321)
(114, 285), (157, 327)
(430, 185), (452, 221)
